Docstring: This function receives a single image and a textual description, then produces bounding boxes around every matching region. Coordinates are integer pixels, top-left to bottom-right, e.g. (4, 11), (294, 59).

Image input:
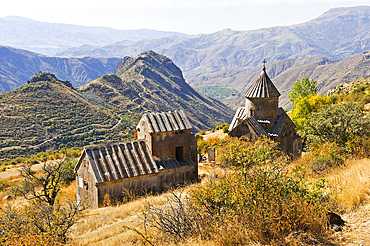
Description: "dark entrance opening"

(176, 146), (184, 162)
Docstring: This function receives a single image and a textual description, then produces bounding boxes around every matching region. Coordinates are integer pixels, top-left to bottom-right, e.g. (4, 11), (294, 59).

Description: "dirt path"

(202, 129), (228, 141)
(333, 203), (370, 245)
(0, 160), (60, 180)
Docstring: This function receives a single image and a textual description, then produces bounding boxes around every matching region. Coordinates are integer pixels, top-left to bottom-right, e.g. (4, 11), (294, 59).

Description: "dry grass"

(66, 164), (226, 245)
(325, 158), (370, 211)
(68, 196), (158, 245)
(67, 186), (191, 245)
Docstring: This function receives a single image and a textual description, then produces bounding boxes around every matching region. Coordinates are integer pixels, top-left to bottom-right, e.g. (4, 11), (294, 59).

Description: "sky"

(1, 0), (370, 34)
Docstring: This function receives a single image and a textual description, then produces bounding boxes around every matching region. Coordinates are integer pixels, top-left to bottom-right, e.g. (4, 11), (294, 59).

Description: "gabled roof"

(75, 140), (159, 183)
(228, 107), (248, 132)
(269, 108), (296, 137)
(244, 67), (281, 98)
(228, 107), (268, 137)
(229, 107), (298, 139)
(245, 117), (268, 137)
(138, 110), (192, 133)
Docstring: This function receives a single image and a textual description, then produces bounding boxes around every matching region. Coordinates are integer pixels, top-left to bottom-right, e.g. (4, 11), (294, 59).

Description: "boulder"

(327, 211), (345, 226)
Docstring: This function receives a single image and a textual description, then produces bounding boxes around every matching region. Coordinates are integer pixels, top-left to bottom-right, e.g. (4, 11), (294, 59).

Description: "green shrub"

(217, 137), (281, 172)
(186, 167), (329, 244)
(144, 138), (330, 245)
(197, 138), (210, 154)
(0, 180), (10, 191)
(14, 157), (26, 164)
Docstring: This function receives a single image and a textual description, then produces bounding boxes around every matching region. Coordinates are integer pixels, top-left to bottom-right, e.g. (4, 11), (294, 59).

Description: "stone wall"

(246, 97), (279, 120)
(76, 157), (99, 208)
(77, 158), (197, 208)
(151, 130), (192, 161)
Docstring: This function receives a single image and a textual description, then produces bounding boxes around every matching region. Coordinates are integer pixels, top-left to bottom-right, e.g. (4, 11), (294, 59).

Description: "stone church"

(75, 110), (198, 208)
(228, 64), (302, 156)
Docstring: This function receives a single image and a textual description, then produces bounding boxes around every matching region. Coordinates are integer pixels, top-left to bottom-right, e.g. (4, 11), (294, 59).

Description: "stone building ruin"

(75, 110), (198, 208)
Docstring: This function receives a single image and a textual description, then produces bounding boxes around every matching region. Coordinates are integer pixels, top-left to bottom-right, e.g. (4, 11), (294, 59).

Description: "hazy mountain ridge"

(0, 46), (120, 93)
(0, 16), (188, 55)
(189, 51), (370, 109)
(57, 6), (370, 73)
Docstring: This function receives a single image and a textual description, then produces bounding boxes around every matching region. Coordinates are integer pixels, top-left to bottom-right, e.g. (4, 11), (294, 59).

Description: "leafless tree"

(13, 159), (74, 205)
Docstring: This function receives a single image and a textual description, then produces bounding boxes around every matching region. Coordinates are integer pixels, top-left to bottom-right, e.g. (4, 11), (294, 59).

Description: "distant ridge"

(188, 51), (370, 109)
(0, 16), (188, 55)
(0, 46), (120, 93)
(57, 6), (370, 73)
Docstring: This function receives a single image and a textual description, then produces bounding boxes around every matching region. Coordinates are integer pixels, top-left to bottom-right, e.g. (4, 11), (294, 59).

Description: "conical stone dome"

(244, 67), (280, 98)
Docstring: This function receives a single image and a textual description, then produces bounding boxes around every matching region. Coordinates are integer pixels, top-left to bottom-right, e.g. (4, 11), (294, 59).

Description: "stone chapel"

(228, 64), (302, 156)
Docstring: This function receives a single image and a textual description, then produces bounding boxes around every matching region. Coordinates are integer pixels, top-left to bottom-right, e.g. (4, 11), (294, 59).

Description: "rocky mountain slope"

(0, 72), (121, 159)
(0, 52), (233, 159)
(0, 46), (120, 94)
(57, 6), (370, 73)
(79, 51), (233, 131)
(0, 16), (187, 55)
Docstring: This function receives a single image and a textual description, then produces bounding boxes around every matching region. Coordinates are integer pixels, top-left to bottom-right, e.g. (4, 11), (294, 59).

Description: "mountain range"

(1, 6), (370, 110)
(81, 50), (232, 130)
(0, 46), (120, 93)
(57, 6), (370, 73)
(0, 16), (187, 55)
(188, 50), (370, 108)
(0, 51), (232, 159)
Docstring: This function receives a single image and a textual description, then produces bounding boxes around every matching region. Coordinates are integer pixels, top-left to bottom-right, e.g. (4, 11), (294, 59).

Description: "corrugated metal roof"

(139, 110), (192, 133)
(76, 140), (159, 183)
(244, 67), (281, 98)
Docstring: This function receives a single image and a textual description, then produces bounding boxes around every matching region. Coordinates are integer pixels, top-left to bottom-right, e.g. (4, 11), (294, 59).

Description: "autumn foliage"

(142, 138), (330, 245)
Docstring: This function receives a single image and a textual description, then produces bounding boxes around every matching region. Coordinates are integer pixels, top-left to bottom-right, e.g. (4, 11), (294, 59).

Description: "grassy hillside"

(328, 78), (370, 106)
(79, 51), (233, 131)
(0, 51), (234, 159)
(0, 73), (133, 159)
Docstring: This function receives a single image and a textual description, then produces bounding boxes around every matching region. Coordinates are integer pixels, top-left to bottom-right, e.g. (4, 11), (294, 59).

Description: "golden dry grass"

(67, 164), (227, 246)
(325, 158), (370, 211)
(3, 158), (369, 245)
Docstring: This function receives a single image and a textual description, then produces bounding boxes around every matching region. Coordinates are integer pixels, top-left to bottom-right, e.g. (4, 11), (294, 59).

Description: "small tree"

(289, 77), (318, 107)
(289, 94), (332, 131)
(6, 158), (84, 242)
(305, 102), (370, 145)
(13, 159), (75, 206)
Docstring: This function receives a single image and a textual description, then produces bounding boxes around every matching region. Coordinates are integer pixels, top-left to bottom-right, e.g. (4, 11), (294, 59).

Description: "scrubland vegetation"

(1, 77), (370, 245)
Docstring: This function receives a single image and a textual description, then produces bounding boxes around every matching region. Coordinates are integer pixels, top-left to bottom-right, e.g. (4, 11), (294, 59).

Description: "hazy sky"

(1, 0), (369, 34)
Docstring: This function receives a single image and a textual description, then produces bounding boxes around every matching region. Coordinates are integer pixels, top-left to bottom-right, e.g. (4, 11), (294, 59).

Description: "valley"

(0, 51), (233, 160)
(1, 5), (370, 245)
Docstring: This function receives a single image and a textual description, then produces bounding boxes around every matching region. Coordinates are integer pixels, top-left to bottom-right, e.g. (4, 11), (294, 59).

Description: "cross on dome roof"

(244, 60), (281, 98)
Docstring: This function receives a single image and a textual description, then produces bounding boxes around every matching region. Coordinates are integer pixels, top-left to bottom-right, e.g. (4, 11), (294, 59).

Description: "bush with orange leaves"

(142, 138), (331, 245)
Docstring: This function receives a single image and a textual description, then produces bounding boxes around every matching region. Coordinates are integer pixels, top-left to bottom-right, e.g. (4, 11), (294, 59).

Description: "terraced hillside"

(0, 73), (127, 159)
(0, 52), (233, 159)
(79, 50), (233, 131)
